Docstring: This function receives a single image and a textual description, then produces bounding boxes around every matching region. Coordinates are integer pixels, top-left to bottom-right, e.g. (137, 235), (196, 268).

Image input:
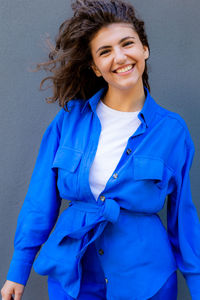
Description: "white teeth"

(116, 64), (134, 73)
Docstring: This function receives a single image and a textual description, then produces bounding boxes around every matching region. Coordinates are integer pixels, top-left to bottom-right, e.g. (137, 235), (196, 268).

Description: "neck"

(102, 81), (146, 112)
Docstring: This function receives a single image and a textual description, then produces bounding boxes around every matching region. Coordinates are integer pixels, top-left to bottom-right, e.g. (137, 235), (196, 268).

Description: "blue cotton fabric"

(48, 241), (108, 300)
(47, 242), (177, 300)
(47, 270), (177, 300)
(7, 87), (200, 299)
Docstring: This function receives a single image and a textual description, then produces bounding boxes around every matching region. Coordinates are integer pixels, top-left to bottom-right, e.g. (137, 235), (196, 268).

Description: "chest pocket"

(132, 156), (167, 210)
(52, 146), (83, 196)
(133, 156), (165, 189)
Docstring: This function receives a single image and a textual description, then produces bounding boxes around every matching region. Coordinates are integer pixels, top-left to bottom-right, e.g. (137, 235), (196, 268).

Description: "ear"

(91, 63), (102, 77)
(143, 45), (150, 60)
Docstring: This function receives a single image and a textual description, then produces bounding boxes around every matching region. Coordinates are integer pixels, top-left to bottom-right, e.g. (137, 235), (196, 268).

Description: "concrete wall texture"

(0, 0), (199, 299)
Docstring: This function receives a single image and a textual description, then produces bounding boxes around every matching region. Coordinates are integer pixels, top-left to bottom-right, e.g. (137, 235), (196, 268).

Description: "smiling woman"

(90, 23), (149, 111)
(31, 0), (151, 111)
(1, 0), (200, 300)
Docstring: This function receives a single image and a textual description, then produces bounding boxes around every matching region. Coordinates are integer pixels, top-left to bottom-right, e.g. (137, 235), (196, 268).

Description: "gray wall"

(0, 0), (199, 299)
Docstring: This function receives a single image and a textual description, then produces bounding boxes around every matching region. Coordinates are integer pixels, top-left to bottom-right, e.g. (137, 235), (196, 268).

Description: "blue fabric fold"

(33, 198), (121, 298)
(61, 199), (120, 258)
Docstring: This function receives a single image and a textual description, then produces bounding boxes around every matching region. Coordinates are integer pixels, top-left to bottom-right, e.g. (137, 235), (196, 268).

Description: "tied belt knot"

(63, 198), (120, 258)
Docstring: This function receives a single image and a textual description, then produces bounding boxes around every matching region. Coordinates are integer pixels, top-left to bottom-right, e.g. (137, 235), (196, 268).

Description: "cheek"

(136, 52), (146, 68)
(99, 60), (111, 73)
(96, 56), (112, 71)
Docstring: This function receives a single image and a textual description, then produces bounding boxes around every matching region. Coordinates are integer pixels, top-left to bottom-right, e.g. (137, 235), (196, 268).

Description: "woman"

(1, 0), (200, 299)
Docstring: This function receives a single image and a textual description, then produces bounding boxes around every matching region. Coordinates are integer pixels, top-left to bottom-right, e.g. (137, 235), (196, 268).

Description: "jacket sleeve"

(6, 112), (63, 285)
(167, 134), (200, 299)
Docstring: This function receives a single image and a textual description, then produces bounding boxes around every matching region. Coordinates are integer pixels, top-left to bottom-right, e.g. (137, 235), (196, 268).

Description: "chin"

(114, 83), (139, 91)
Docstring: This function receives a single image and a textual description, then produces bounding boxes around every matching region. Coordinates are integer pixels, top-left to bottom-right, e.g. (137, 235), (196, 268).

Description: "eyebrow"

(96, 36), (136, 53)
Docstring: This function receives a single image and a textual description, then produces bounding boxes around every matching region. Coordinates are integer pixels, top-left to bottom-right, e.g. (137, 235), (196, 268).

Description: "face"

(90, 22), (149, 92)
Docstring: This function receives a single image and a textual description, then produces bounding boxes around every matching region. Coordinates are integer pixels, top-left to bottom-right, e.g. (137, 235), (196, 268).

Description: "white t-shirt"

(89, 99), (141, 201)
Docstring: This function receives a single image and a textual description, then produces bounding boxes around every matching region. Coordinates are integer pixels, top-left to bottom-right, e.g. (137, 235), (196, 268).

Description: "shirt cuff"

(6, 259), (32, 285)
(6, 250), (37, 285)
(185, 273), (200, 300)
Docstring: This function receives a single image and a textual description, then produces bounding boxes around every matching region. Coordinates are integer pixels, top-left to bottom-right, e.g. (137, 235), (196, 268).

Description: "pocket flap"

(133, 156), (164, 181)
(52, 146), (83, 172)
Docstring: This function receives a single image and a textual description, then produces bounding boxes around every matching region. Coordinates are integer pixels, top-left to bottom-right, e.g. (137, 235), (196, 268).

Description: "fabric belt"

(64, 198), (120, 258)
(34, 198), (156, 299)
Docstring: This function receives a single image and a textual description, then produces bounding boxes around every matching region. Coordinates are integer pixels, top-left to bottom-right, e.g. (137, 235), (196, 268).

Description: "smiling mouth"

(114, 64), (135, 74)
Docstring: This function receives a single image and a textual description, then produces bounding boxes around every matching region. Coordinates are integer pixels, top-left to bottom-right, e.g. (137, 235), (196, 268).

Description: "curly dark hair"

(35, 0), (151, 110)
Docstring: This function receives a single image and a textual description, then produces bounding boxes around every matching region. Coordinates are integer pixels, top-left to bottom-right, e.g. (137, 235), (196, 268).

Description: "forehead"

(90, 22), (138, 48)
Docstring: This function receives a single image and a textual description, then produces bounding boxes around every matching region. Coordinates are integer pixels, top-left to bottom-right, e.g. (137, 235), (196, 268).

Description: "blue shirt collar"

(81, 88), (105, 114)
(81, 86), (158, 128)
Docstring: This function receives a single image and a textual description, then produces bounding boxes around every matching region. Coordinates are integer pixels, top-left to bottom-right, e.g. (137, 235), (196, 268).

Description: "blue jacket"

(7, 87), (200, 299)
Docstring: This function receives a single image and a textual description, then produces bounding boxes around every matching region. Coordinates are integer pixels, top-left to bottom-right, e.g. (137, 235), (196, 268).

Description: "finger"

(1, 296), (13, 300)
(1, 293), (13, 300)
(14, 291), (23, 300)
(13, 294), (21, 300)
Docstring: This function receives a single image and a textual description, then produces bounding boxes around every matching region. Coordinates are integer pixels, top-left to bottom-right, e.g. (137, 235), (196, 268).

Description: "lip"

(113, 64), (135, 75)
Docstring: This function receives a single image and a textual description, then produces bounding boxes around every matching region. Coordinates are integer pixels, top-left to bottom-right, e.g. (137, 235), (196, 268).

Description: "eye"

(99, 49), (110, 56)
(123, 41), (134, 47)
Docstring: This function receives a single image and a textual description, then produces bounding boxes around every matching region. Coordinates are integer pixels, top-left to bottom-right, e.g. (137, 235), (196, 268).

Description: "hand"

(1, 280), (25, 300)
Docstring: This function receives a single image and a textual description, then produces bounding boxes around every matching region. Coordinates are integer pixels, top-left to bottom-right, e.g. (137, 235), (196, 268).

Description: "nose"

(113, 48), (126, 64)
